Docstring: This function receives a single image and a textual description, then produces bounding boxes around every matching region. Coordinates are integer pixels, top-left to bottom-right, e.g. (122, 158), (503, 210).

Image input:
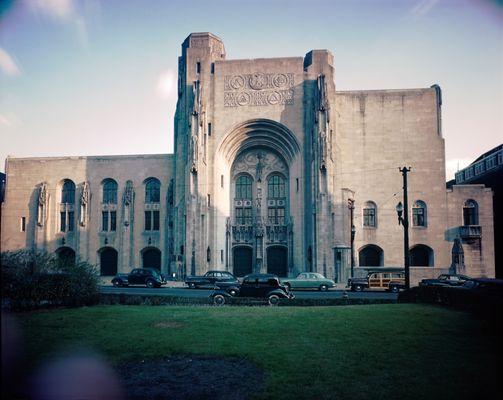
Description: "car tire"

(268, 294), (280, 306)
(213, 294), (226, 306)
(189, 282), (196, 289)
(390, 285), (399, 293)
(319, 284), (328, 292)
(354, 284), (363, 292)
(112, 280), (122, 287)
(146, 280), (155, 288)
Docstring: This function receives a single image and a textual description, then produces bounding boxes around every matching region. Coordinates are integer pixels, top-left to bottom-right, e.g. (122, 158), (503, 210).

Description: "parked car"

(419, 274), (472, 287)
(347, 271), (405, 293)
(213, 280), (241, 296)
(210, 273), (295, 305)
(111, 268), (166, 288)
(185, 270), (239, 289)
(281, 272), (335, 291)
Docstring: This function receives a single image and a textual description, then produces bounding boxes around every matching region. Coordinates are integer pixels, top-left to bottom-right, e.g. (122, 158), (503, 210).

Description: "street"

(99, 285), (398, 300)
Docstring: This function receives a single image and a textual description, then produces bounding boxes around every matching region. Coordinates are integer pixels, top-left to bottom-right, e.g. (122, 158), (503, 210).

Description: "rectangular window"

(207, 194), (211, 207)
(363, 209), (375, 227)
(208, 122), (212, 136)
(296, 178), (299, 192)
(277, 208), (285, 225)
(413, 209), (425, 227)
(110, 211), (117, 231)
(102, 211), (109, 231)
(68, 211), (74, 231)
(145, 210), (152, 231)
(244, 208), (252, 225)
(196, 61), (201, 73)
(20, 217), (26, 232)
(220, 249), (224, 262)
(153, 210), (160, 231)
(268, 208), (276, 224)
(211, 63), (215, 74)
(486, 155), (497, 169)
(236, 208), (243, 225)
(221, 174), (224, 188)
(60, 211), (66, 232)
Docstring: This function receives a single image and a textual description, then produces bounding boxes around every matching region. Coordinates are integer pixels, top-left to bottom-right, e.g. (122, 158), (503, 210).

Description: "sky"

(0, 0), (502, 179)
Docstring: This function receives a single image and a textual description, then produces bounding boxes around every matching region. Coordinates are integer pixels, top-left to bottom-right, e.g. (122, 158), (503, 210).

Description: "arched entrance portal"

(267, 246), (288, 277)
(55, 247), (75, 265)
(142, 247), (161, 270)
(99, 247), (118, 276)
(233, 246), (252, 277)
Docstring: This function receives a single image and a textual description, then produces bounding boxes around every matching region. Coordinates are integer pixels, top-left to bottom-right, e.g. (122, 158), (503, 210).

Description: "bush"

(1, 249), (100, 310)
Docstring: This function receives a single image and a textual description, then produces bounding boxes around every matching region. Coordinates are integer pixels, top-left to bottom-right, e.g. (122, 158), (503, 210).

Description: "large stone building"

(0, 33), (495, 284)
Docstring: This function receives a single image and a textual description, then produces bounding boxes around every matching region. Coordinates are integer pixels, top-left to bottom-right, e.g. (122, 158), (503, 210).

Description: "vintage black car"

(210, 273), (295, 305)
(185, 270), (238, 289)
(419, 274), (472, 287)
(111, 268), (166, 288)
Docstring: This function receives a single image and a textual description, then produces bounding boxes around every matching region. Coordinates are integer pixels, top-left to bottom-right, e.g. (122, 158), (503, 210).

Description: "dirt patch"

(153, 321), (185, 329)
(116, 355), (265, 400)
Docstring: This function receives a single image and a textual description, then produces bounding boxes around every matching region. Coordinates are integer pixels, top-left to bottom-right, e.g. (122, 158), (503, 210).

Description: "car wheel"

(319, 284), (328, 292)
(268, 294), (280, 306)
(213, 294), (226, 306)
(354, 284), (363, 292)
(112, 280), (122, 287)
(390, 285), (399, 293)
(146, 280), (155, 288)
(189, 282), (196, 289)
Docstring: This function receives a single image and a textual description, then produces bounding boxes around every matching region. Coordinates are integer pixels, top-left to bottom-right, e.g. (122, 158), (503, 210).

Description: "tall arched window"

(363, 201), (377, 228)
(145, 178), (161, 203)
(102, 179), (118, 204)
(267, 175), (286, 225)
(60, 180), (75, 232)
(412, 200), (427, 227)
(235, 175), (252, 225)
(463, 199), (479, 225)
(61, 180), (75, 204)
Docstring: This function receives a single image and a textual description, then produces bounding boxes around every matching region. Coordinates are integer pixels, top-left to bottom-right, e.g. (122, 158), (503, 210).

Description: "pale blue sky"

(1, 0), (502, 178)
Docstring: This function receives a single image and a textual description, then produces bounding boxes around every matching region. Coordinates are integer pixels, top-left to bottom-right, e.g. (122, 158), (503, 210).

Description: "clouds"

(156, 69), (177, 101)
(0, 48), (21, 76)
(27, 0), (99, 48)
(409, 0), (440, 17)
(446, 157), (473, 180)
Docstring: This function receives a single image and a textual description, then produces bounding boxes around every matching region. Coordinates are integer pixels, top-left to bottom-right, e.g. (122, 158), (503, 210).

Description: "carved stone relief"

(232, 150), (288, 179)
(224, 72), (294, 107)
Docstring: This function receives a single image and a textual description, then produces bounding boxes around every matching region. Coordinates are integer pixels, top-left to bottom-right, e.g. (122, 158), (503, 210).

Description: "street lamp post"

(348, 198), (355, 278)
(396, 167), (411, 290)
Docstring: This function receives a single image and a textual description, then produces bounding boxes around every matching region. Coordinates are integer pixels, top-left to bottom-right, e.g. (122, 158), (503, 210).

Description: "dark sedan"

(111, 268), (166, 288)
(419, 274), (471, 287)
(210, 273), (294, 305)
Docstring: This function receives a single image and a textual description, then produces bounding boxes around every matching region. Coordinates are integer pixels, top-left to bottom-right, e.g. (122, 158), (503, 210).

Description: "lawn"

(8, 304), (502, 399)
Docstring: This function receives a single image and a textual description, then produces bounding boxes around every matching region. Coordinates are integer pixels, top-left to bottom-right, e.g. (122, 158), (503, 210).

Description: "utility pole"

(399, 167), (411, 290)
(348, 198), (355, 278)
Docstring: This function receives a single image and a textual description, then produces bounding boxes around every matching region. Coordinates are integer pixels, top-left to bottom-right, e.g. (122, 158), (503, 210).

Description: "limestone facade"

(0, 33), (495, 284)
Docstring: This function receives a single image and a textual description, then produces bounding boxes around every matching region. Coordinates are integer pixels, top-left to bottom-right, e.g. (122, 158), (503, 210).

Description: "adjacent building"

(0, 33), (496, 284)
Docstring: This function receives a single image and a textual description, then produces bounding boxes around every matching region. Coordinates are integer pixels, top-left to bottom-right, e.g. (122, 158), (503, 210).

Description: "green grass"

(14, 304), (501, 400)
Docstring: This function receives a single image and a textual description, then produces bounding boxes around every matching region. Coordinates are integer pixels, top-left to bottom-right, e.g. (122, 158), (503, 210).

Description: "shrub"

(1, 249), (100, 310)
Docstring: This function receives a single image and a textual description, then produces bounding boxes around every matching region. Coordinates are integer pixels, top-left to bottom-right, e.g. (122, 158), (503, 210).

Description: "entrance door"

(267, 246), (287, 277)
(100, 247), (118, 276)
(233, 246), (253, 277)
(142, 248), (161, 270)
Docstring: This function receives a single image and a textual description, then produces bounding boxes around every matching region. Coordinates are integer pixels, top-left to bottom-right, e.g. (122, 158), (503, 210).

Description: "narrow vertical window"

(60, 211), (66, 232)
(20, 217), (26, 232)
(207, 194), (211, 207)
(208, 122), (212, 136)
(220, 249), (224, 262)
(412, 200), (427, 227)
(221, 174), (224, 188)
(102, 211), (109, 231)
(196, 62), (201, 74)
(363, 201), (377, 228)
(211, 63), (215, 74)
(68, 211), (74, 231)
(296, 178), (299, 192)
(110, 211), (117, 231)
(153, 211), (160, 231)
(145, 211), (152, 231)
